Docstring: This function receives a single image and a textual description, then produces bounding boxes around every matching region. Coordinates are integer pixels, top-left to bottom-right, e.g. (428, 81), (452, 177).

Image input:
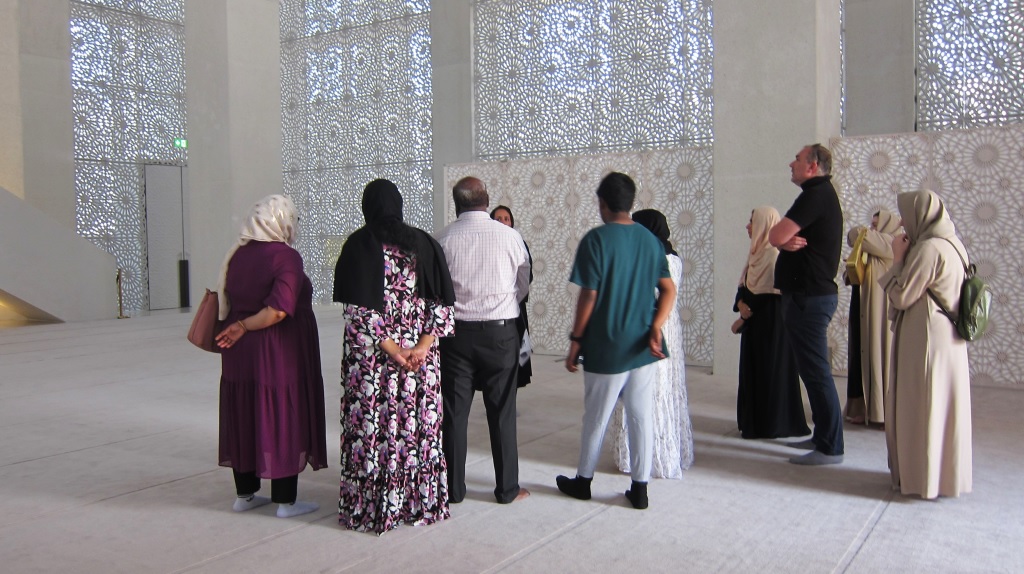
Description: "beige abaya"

(850, 209), (900, 424)
(880, 190), (972, 499)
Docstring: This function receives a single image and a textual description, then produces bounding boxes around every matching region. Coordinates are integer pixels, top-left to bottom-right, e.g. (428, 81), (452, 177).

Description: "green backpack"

(927, 238), (992, 341)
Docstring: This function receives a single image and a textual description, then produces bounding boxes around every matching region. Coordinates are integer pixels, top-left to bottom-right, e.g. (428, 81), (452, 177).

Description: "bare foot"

(513, 488), (530, 502)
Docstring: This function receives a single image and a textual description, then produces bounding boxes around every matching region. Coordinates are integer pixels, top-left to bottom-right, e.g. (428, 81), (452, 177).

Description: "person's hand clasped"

(780, 235), (808, 252)
(731, 318), (745, 334)
(388, 348), (412, 370)
(405, 346), (429, 372)
(215, 322), (245, 349)
(891, 232), (911, 264)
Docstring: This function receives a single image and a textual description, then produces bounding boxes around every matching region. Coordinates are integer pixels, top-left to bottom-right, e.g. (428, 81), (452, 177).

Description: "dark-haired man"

(555, 172), (676, 509)
(769, 144), (845, 465)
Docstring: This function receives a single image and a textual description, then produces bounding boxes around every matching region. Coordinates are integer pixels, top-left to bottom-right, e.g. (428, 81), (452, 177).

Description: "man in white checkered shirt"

(435, 176), (532, 505)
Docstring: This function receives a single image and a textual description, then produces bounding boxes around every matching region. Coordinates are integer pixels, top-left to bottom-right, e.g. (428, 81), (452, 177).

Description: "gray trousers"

(577, 362), (657, 482)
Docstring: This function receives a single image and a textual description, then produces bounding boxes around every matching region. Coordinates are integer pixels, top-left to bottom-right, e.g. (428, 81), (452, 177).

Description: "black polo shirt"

(773, 175), (843, 295)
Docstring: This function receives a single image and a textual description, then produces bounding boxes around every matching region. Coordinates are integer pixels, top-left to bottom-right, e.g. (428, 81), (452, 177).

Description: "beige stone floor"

(1, 306), (1021, 573)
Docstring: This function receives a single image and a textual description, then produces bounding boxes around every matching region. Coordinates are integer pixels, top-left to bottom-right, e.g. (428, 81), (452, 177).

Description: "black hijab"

(333, 179), (455, 311)
(632, 209), (677, 256)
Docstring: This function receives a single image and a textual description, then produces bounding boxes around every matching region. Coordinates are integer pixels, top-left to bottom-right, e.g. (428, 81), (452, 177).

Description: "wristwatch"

(569, 333), (584, 343)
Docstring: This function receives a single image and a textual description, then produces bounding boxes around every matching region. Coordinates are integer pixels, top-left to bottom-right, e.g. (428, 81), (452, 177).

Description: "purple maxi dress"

(219, 241), (328, 478)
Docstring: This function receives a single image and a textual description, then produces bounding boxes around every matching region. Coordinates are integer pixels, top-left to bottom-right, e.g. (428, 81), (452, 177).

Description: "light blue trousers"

(577, 362), (657, 483)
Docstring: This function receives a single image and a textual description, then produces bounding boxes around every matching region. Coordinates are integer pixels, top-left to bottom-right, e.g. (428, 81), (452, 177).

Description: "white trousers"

(577, 362), (657, 483)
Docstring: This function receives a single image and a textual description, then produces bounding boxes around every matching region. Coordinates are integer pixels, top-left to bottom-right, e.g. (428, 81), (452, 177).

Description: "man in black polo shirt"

(769, 143), (844, 465)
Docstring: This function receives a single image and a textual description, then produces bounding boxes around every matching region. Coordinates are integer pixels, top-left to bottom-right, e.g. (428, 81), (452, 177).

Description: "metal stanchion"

(116, 268), (128, 319)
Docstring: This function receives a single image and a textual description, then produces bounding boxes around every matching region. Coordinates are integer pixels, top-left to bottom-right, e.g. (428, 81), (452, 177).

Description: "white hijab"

(216, 194), (298, 320)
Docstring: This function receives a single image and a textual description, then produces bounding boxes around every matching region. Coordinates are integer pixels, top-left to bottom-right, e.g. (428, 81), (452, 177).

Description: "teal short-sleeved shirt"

(569, 222), (670, 374)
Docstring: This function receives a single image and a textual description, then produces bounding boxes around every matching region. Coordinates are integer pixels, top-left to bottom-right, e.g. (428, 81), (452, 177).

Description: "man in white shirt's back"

(435, 176), (532, 504)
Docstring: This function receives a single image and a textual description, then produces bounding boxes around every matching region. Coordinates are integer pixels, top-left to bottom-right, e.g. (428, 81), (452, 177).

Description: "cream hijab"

(216, 194), (298, 320)
(741, 206), (781, 295)
(875, 208), (901, 236)
(896, 189), (967, 261)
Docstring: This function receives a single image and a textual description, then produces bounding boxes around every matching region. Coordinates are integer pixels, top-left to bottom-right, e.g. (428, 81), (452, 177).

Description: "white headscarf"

(216, 194), (298, 320)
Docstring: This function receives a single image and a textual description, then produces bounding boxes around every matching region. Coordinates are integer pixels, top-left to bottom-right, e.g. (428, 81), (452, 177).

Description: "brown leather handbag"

(187, 289), (221, 352)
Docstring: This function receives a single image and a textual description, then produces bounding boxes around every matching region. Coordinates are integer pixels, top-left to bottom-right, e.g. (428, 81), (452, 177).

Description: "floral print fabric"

(338, 245), (455, 534)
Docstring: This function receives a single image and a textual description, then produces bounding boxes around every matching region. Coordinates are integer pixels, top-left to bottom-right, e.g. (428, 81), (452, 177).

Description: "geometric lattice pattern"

(70, 0), (187, 313)
(916, 0), (1024, 131)
(472, 0), (714, 160)
(832, 124), (1024, 387)
(280, 1), (433, 303)
(445, 147), (714, 365)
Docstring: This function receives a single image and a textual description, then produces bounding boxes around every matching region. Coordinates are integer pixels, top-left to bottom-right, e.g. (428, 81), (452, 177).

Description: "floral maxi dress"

(339, 244), (455, 534)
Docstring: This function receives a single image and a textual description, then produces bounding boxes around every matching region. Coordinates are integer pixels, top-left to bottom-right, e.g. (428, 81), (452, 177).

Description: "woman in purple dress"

(214, 194), (327, 518)
(333, 179), (456, 534)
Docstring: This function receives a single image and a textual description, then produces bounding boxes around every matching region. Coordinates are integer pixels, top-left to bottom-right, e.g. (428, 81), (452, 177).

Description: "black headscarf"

(333, 179), (455, 311)
(632, 209), (677, 256)
(361, 179), (418, 252)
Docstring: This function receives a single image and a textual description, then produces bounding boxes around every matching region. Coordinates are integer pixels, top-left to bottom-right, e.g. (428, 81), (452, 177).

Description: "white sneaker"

(276, 500), (319, 518)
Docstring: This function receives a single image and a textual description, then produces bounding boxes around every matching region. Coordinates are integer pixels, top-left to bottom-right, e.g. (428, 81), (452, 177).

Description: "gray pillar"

(844, 0), (916, 136)
(0, 0), (25, 199)
(430, 0), (473, 230)
(712, 0), (842, 378)
(18, 0), (75, 228)
(184, 0), (282, 301)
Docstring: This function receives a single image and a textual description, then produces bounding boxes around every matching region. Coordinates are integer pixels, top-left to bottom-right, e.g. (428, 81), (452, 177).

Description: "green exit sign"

(173, 138), (188, 149)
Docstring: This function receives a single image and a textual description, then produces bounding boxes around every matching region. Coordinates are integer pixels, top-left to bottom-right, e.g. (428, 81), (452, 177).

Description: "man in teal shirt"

(556, 172), (676, 510)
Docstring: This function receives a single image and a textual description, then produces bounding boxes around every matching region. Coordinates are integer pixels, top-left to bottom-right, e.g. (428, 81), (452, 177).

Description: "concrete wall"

(0, 0), (75, 225)
(183, 0), (850, 377)
(0, 0), (24, 199)
(430, 0), (474, 228)
(711, 0), (842, 377)
(18, 0), (76, 228)
(0, 186), (118, 322)
(2, 0), (299, 317)
(844, 0), (916, 136)
(0, 0), (112, 324)
(0, 0), (914, 352)
(183, 0), (283, 302)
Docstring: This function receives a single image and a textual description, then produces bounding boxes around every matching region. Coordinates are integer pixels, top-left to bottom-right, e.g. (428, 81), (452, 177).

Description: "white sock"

(276, 500), (318, 518)
(232, 494), (271, 512)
